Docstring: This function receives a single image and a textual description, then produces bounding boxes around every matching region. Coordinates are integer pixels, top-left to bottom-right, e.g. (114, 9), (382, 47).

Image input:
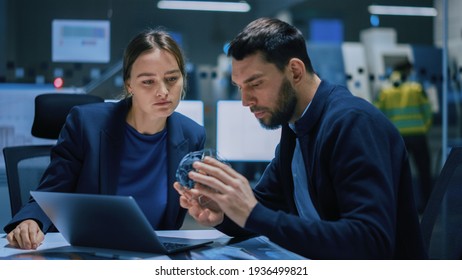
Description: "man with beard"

(174, 18), (427, 260)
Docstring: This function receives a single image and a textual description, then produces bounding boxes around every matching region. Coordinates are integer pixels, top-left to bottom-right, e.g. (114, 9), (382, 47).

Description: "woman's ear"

(288, 58), (306, 84)
(126, 82), (132, 94)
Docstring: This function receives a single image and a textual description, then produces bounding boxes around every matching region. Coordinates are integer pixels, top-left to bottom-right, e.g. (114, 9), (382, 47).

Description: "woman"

(4, 28), (206, 249)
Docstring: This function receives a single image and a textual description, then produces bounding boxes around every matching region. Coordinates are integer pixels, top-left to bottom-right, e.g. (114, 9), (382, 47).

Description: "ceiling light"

(368, 5), (437, 17)
(157, 1), (251, 12)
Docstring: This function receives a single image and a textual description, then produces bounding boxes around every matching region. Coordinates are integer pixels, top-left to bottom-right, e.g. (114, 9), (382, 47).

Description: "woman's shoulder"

(169, 111), (205, 141)
(170, 111), (203, 128)
(72, 99), (125, 116)
(67, 99), (128, 130)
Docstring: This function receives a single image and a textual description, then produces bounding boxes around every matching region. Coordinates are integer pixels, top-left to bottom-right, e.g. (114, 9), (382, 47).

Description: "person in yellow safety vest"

(374, 61), (433, 214)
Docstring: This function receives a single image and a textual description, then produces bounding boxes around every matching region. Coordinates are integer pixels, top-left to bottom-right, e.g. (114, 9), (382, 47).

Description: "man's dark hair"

(227, 17), (315, 74)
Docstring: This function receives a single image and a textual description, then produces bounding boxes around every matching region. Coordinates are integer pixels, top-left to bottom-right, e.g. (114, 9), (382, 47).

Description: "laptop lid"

(30, 191), (212, 254)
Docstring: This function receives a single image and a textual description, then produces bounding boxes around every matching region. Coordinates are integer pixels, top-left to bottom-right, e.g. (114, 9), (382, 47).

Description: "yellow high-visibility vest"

(374, 81), (432, 136)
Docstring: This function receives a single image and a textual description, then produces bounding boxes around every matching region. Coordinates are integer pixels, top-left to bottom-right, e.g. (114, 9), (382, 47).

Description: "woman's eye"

(142, 80), (154, 85)
(166, 76), (179, 83)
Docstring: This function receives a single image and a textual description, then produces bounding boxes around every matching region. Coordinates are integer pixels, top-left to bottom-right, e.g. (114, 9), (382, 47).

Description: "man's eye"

(251, 81), (262, 88)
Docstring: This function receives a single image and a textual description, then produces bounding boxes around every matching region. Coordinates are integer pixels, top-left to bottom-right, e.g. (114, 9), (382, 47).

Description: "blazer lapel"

(99, 99), (129, 194)
(162, 114), (189, 228)
(99, 130), (124, 194)
(280, 124), (298, 213)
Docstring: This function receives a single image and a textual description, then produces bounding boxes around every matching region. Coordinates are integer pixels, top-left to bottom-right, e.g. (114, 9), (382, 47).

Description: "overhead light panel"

(368, 5), (437, 17)
(157, 1), (251, 12)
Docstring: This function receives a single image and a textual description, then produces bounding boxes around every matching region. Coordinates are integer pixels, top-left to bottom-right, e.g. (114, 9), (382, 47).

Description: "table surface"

(0, 230), (306, 260)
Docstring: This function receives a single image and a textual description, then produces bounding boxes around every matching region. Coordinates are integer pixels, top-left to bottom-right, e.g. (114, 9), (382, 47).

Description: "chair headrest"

(31, 93), (104, 139)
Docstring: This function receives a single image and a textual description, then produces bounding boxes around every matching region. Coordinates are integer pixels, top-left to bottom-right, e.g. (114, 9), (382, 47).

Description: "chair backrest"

(3, 145), (53, 216)
(420, 146), (462, 259)
(3, 93), (104, 217)
(32, 93), (104, 139)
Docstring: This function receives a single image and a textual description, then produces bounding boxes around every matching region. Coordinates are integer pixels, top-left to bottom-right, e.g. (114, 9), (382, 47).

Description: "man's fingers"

(188, 170), (230, 195)
(202, 156), (242, 179)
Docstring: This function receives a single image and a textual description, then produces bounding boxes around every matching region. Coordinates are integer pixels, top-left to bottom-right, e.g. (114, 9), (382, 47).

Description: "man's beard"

(255, 78), (297, 130)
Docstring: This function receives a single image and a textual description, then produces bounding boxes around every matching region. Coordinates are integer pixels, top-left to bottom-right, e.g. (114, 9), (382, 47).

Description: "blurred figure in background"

(375, 60), (433, 213)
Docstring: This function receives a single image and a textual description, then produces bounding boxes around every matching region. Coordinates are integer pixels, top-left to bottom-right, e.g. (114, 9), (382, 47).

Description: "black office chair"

(2, 93), (104, 217)
(420, 146), (462, 259)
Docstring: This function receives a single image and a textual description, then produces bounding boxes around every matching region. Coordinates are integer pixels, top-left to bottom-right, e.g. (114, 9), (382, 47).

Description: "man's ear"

(288, 58), (306, 84)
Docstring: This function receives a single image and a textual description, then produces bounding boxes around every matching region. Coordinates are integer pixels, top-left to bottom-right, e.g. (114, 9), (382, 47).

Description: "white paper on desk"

(156, 230), (230, 240)
(0, 233), (71, 258)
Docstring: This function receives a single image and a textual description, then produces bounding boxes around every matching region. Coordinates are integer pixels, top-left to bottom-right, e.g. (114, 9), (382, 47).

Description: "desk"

(0, 230), (305, 260)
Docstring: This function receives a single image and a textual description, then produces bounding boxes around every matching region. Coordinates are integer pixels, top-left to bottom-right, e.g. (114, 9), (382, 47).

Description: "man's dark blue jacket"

(217, 80), (427, 260)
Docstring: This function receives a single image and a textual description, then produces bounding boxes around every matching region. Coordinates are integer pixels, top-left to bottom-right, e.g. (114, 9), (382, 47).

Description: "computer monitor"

(104, 99), (204, 126)
(52, 19), (110, 63)
(175, 100), (204, 126)
(216, 100), (281, 162)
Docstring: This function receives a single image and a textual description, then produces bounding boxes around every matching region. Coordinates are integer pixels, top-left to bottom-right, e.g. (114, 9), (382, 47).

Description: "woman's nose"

(157, 82), (169, 97)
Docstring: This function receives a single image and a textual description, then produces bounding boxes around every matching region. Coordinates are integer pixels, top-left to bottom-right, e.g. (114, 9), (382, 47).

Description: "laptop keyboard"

(162, 242), (190, 251)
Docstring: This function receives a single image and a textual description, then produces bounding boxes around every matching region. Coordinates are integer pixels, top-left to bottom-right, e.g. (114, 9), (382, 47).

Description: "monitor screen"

(216, 100), (281, 162)
(104, 99), (204, 126)
(52, 19), (110, 63)
(175, 100), (204, 125)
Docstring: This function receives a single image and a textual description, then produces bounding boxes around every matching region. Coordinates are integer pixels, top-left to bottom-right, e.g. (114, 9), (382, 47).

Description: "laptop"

(30, 191), (213, 254)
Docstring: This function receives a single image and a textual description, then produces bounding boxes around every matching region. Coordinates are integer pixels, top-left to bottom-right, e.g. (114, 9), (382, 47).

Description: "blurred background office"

(0, 0), (461, 228)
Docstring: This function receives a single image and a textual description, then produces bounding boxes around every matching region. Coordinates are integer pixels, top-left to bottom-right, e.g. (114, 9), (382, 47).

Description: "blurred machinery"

(1, 26), (459, 199)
